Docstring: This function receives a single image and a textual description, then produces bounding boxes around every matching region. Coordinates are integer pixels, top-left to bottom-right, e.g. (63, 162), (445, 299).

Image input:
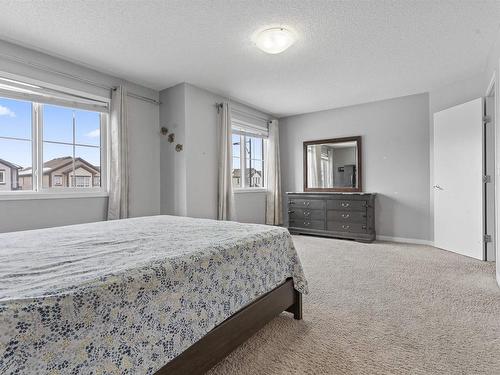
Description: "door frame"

(484, 71), (500, 264)
(485, 73), (496, 261)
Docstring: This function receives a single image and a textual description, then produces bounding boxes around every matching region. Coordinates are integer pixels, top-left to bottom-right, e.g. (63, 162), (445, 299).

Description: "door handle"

(433, 185), (444, 190)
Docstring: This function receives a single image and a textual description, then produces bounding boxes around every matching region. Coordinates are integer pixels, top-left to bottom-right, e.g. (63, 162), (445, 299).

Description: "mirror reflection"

(306, 141), (358, 189)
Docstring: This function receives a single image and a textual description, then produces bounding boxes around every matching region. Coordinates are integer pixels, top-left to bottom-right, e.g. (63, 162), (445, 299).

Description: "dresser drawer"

(289, 219), (325, 231)
(289, 208), (324, 220)
(327, 210), (367, 223)
(327, 199), (367, 211)
(327, 222), (368, 233)
(288, 199), (325, 210)
(286, 192), (375, 242)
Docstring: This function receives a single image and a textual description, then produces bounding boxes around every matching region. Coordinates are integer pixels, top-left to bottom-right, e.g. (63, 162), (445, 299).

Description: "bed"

(0, 215), (308, 374)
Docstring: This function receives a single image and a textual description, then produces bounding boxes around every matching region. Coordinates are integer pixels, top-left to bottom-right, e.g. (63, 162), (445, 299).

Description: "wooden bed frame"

(155, 278), (302, 375)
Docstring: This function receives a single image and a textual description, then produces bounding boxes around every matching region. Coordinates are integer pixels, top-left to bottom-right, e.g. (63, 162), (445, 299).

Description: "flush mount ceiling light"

(254, 27), (296, 54)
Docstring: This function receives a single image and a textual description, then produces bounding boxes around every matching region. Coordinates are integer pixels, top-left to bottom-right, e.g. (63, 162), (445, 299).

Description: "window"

(0, 170), (5, 184)
(230, 109), (268, 190)
(232, 132), (266, 189)
(232, 134), (241, 188)
(70, 176), (91, 188)
(53, 175), (62, 186)
(42, 104), (103, 190)
(0, 80), (108, 195)
(0, 96), (32, 190)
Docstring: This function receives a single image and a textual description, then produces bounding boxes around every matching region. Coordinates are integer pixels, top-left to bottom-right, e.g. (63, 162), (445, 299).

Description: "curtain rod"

(215, 102), (271, 124)
(0, 51), (161, 105)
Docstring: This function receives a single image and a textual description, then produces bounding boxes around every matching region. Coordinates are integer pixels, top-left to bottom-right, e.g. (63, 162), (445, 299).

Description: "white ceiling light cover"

(255, 27), (296, 54)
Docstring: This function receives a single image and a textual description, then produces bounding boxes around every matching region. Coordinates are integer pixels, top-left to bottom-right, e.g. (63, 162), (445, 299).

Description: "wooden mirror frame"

(303, 136), (362, 192)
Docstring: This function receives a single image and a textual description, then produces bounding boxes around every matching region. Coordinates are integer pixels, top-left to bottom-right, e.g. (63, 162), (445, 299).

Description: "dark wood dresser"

(285, 192), (376, 242)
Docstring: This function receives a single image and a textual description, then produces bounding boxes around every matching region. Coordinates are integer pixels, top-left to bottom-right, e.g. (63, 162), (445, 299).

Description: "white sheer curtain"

(309, 145), (322, 188)
(217, 101), (236, 221)
(266, 120), (283, 225)
(107, 86), (129, 220)
(327, 148), (334, 187)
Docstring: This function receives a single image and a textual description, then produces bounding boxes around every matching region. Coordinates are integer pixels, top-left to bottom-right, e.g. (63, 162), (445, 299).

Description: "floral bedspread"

(0, 215), (307, 374)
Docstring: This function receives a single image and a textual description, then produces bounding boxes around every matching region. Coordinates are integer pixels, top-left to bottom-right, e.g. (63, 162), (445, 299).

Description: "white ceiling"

(0, 0), (499, 117)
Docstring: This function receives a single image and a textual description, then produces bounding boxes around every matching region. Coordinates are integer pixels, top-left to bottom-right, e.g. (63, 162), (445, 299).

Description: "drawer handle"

(341, 213), (350, 219)
(362, 225), (367, 230)
(289, 201), (295, 205)
(304, 211), (311, 216)
(341, 202), (350, 207)
(288, 210), (295, 214)
(304, 201), (310, 206)
(342, 224), (350, 230)
(304, 221), (310, 226)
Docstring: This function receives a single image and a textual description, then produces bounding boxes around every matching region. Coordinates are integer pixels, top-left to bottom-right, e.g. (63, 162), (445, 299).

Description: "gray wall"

(0, 197), (108, 232)
(160, 83), (187, 216)
(279, 93), (431, 241)
(184, 83), (220, 219)
(0, 40), (160, 233)
(159, 83), (269, 224)
(429, 72), (487, 115)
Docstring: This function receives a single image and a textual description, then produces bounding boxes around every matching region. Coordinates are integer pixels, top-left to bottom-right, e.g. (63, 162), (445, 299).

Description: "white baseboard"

(376, 235), (434, 246)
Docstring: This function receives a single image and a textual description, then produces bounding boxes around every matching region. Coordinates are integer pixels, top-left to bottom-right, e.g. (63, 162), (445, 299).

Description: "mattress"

(0, 215), (308, 374)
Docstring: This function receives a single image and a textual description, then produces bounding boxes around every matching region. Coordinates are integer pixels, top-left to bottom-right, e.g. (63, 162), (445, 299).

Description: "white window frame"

(232, 131), (267, 192)
(70, 175), (91, 188)
(0, 80), (109, 200)
(0, 170), (5, 184)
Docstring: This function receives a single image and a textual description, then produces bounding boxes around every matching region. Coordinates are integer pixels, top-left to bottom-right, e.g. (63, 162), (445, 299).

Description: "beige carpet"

(208, 235), (500, 375)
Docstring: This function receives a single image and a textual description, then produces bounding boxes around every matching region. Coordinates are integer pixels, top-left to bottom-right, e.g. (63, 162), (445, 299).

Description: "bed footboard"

(155, 278), (302, 375)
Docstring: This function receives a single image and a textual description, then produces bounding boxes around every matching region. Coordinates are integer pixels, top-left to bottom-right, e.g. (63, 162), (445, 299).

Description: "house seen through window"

(232, 132), (265, 189)
(0, 94), (106, 193)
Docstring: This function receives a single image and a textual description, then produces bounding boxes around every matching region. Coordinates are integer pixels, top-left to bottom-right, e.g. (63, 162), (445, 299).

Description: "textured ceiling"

(0, 0), (499, 117)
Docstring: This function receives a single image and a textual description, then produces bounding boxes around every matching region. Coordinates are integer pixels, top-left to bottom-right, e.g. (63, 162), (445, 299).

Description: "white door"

(433, 98), (484, 260)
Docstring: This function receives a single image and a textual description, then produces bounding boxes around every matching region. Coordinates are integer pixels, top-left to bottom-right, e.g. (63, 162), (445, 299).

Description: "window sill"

(0, 191), (109, 201)
(234, 188), (268, 194)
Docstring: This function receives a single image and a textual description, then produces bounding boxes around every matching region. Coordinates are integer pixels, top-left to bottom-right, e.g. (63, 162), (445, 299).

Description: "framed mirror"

(303, 136), (362, 192)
